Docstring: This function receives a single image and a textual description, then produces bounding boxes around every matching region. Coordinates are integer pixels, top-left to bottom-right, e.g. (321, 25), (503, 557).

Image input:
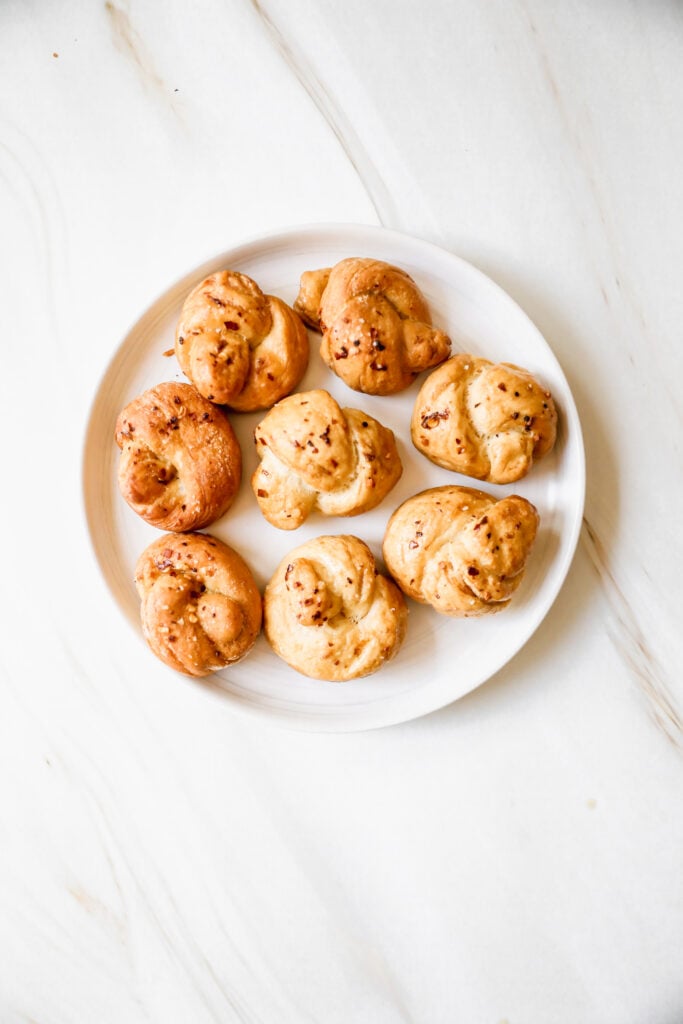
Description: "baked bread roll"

(252, 389), (402, 529)
(135, 532), (262, 677)
(383, 485), (539, 617)
(115, 381), (241, 532)
(175, 270), (308, 411)
(411, 354), (557, 483)
(294, 257), (450, 395)
(264, 535), (408, 681)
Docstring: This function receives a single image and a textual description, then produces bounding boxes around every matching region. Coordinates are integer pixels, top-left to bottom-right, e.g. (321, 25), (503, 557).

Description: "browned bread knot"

(294, 257), (450, 395)
(412, 355), (557, 483)
(252, 389), (402, 529)
(175, 270), (309, 411)
(135, 533), (262, 677)
(383, 485), (539, 617)
(115, 382), (241, 532)
(264, 535), (408, 680)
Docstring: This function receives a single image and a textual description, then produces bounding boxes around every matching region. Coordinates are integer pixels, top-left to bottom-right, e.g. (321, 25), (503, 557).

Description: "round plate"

(83, 224), (585, 731)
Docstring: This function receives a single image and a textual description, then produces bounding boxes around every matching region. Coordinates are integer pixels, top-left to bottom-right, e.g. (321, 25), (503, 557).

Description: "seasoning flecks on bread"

(115, 381), (241, 532)
(411, 354), (557, 483)
(264, 535), (407, 680)
(176, 270), (308, 411)
(295, 258), (450, 395)
(383, 485), (539, 617)
(252, 389), (402, 529)
(135, 533), (262, 677)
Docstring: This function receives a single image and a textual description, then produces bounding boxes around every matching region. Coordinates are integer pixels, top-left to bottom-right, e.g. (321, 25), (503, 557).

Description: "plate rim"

(81, 221), (586, 732)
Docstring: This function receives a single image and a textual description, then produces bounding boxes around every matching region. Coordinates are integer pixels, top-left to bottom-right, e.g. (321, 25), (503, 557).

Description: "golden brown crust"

(383, 485), (539, 617)
(115, 381), (241, 532)
(251, 389), (403, 529)
(411, 355), (557, 483)
(294, 257), (450, 395)
(175, 270), (309, 411)
(135, 533), (262, 678)
(264, 535), (408, 681)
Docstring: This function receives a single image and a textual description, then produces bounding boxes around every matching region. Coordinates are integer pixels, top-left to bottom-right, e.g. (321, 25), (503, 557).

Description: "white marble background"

(1, 1), (683, 1021)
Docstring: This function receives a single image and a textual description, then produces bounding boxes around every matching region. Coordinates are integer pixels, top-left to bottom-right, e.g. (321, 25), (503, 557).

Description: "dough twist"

(383, 486), (539, 617)
(294, 257), (450, 395)
(115, 382), (241, 532)
(252, 389), (402, 529)
(264, 535), (408, 681)
(412, 355), (557, 483)
(176, 270), (308, 411)
(135, 533), (262, 677)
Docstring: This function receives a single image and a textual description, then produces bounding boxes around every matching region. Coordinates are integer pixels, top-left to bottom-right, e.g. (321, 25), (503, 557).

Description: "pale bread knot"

(411, 355), (557, 483)
(264, 535), (408, 681)
(252, 389), (402, 529)
(383, 485), (539, 617)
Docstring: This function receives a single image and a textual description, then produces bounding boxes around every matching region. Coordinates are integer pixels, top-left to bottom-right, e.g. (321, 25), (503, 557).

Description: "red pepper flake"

(498, 383), (507, 391)
(335, 347), (349, 359)
(467, 567), (480, 576)
(421, 410), (450, 429)
(162, 347), (174, 357)
(257, 489), (268, 498)
(224, 321), (239, 330)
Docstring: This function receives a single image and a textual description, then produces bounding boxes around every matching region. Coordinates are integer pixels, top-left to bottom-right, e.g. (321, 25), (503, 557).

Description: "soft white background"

(1, 1), (682, 1022)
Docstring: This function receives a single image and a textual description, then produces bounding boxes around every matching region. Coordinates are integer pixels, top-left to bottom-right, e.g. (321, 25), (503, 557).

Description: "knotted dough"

(175, 270), (308, 411)
(264, 535), (408, 680)
(411, 355), (557, 483)
(252, 389), (402, 529)
(115, 381), (241, 532)
(294, 257), (450, 395)
(383, 485), (539, 617)
(135, 533), (262, 677)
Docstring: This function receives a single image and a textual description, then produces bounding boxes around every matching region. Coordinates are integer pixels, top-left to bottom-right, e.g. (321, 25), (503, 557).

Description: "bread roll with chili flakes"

(264, 534), (408, 681)
(115, 381), (241, 532)
(411, 355), (557, 483)
(135, 532), (262, 677)
(175, 270), (309, 411)
(252, 389), (402, 529)
(294, 257), (450, 395)
(383, 485), (539, 617)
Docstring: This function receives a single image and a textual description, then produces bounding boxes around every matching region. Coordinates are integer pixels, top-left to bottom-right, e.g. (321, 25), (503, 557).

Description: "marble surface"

(1, 1), (682, 1021)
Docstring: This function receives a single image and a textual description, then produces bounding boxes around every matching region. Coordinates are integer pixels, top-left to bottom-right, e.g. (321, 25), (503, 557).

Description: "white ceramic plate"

(83, 224), (585, 731)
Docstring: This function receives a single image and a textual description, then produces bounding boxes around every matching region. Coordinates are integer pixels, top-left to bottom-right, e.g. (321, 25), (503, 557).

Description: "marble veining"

(105, 0), (182, 119)
(582, 516), (683, 749)
(247, 0), (396, 228)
